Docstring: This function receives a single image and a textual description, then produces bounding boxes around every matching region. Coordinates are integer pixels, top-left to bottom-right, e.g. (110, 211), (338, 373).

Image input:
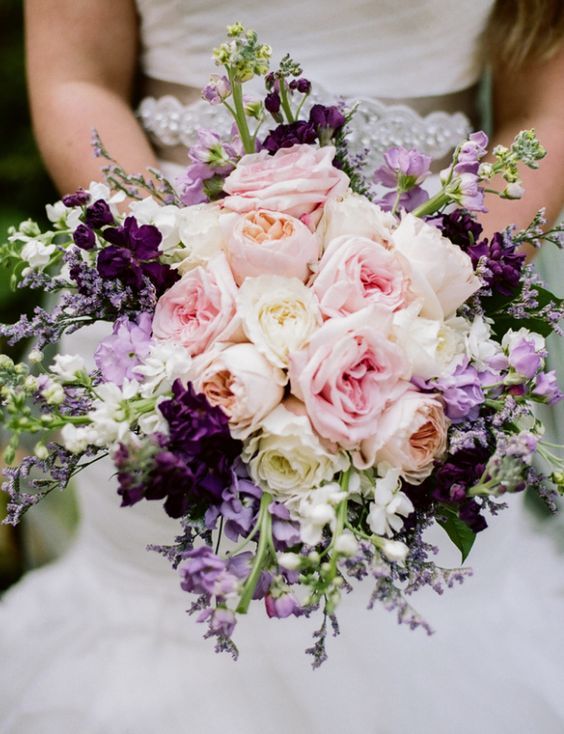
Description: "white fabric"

(2, 2), (564, 732)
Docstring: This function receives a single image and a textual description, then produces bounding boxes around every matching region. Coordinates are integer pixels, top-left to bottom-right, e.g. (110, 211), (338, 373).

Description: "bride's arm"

(24, 0), (158, 196)
(480, 45), (564, 240)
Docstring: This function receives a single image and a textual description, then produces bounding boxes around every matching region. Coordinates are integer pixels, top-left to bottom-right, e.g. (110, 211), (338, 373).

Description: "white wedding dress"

(2, 2), (564, 732)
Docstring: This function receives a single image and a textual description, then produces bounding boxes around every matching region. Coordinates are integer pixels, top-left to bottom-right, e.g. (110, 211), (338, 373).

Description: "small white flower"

(380, 539), (409, 565)
(28, 350), (44, 364)
(41, 381), (65, 406)
(367, 468), (414, 537)
(137, 404), (169, 436)
(45, 201), (82, 231)
(172, 203), (232, 273)
(466, 315), (503, 370)
(134, 341), (192, 398)
(60, 424), (95, 453)
(50, 354), (86, 381)
(289, 481), (348, 546)
(20, 240), (56, 271)
(86, 181), (126, 214)
(87, 379), (140, 446)
(334, 531), (359, 557)
(503, 182), (525, 199)
(277, 552), (302, 571)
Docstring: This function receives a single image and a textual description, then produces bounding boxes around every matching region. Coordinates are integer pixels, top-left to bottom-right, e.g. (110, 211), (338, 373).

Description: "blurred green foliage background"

(0, 1), (75, 590)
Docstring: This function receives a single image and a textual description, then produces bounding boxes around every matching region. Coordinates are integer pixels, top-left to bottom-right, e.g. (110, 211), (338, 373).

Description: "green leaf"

(437, 506), (476, 563)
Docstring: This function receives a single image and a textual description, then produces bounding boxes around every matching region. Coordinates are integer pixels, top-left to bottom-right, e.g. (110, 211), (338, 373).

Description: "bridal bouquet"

(2, 24), (563, 665)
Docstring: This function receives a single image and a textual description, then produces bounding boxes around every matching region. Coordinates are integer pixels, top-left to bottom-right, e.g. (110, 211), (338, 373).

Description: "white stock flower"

(318, 191), (396, 249)
(242, 400), (349, 499)
(237, 275), (322, 369)
(40, 381), (65, 406)
(289, 481), (348, 546)
(50, 354), (86, 381)
(137, 401), (169, 436)
(367, 468), (414, 537)
(20, 240), (56, 272)
(380, 539), (409, 565)
(172, 203), (233, 273)
(277, 552), (302, 571)
(61, 424), (95, 454)
(134, 341), (192, 398)
(334, 531), (359, 556)
(87, 379), (140, 446)
(129, 197), (182, 252)
(45, 201), (82, 231)
(466, 315), (503, 370)
(86, 181), (126, 215)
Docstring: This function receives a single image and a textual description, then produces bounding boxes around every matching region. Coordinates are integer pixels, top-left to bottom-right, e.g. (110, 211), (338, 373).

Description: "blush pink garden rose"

(353, 389), (449, 481)
(222, 144), (349, 220)
(288, 305), (411, 447)
(225, 209), (320, 285)
(193, 342), (285, 439)
(152, 253), (240, 357)
(313, 234), (415, 318)
(391, 213), (481, 319)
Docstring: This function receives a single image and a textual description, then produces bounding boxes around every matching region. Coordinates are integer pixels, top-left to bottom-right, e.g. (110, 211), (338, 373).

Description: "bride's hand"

(479, 44), (564, 252)
(24, 0), (159, 196)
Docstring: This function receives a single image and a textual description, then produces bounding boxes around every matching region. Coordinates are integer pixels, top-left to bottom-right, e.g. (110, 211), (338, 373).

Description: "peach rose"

(288, 305), (411, 446)
(354, 389), (448, 482)
(193, 343), (285, 439)
(152, 254), (239, 357)
(313, 234), (414, 318)
(225, 209), (320, 285)
(222, 144), (349, 219)
(391, 213), (481, 319)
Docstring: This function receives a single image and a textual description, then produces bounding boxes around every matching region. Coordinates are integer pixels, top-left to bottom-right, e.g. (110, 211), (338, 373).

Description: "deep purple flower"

(262, 120), (317, 154)
(459, 500), (488, 533)
(433, 361), (485, 423)
(84, 199), (114, 228)
(94, 312), (152, 385)
(265, 592), (300, 619)
(468, 232), (525, 296)
(137, 380), (242, 518)
(97, 216), (178, 296)
(73, 224), (96, 251)
(62, 189), (90, 207)
(289, 77), (311, 94)
(309, 104), (346, 145)
(436, 210), (483, 250)
(265, 91), (281, 115)
(533, 370), (562, 405)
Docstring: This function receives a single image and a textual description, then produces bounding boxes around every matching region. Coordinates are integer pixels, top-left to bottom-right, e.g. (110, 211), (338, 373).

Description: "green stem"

(278, 78), (295, 123)
(294, 92), (310, 121)
(236, 491), (273, 614)
(327, 469), (351, 576)
(229, 72), (255, 154)
(412, 191), (450, 218)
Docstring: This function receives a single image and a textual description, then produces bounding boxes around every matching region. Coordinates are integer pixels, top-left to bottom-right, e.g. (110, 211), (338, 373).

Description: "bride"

(1, 1), (564, 732)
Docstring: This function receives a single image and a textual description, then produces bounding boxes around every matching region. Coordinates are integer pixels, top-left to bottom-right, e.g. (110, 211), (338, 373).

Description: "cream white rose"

(242, 399), (349, 499)
(193, 343), (285, 439)
(392, 213), (481, 319)
(172, 203), (236, 274)
(318, 192), (397, 250)
(237, 275), (322, 369)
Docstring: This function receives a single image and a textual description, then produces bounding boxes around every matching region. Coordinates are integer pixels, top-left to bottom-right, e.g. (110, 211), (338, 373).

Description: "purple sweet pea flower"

(265, 592), (300, 619)
(457, 131), (489, 165)
(94, 312), (152, 385)
(433, 361), (485, 423)
(84, 199), (114, 229)
(378, 187), (429, 213)
(270, 502), (301, 549)
(197, 607), (237, 637)
(374, 146), (432, 188)
(533, 370), (562, 405)
(201, 74), (231, 105)
(73, 224), (96, 251)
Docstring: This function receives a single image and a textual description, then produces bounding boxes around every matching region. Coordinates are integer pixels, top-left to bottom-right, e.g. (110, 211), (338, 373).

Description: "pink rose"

(288, 306), (411, 446)
(222, 144), (349, 219)
(313, 235), (414, 318)
(354, 389), (448, 481)
(152, 254), (239, 357)
(226, 210), (320, 285)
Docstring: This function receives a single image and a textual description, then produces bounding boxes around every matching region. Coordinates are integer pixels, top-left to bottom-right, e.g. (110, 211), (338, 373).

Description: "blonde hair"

(484, 0), (564, 69)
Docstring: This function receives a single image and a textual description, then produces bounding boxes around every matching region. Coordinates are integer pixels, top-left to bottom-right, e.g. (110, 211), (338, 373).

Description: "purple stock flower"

(197, 607), (237, 638)
(436, 210), (483, 250)
(62, 189), (90, 207)
(180, 128), (241, 204)
(97, 216), (178, 296)
(265, 592), (300, 619)
(309, 104), (346, 144)
(374, 147), (432, 188)
(508, 338), (543, 379)
(180, 162), (218, 205)
(468, 232), (525, 296)
(378, 187), (429, 213)
(270, 502), (301, 549)
(180, 546), (240, 598)
(265, 91), (281, 115)
(84, 199), (114, 229)
(209, 473), (263, 542)
(201, 74), (231, 105)
(262, 120), (317, 154)
(433, 361), (485, 423)
(533, 371), (562, 405)
(94, 312), (152, 385)
(73, 224), (96, 251)
(458, 131), (488, 165)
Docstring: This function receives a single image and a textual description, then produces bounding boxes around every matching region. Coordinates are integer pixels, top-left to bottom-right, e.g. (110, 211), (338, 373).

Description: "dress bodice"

(135, 0), (495, 98)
